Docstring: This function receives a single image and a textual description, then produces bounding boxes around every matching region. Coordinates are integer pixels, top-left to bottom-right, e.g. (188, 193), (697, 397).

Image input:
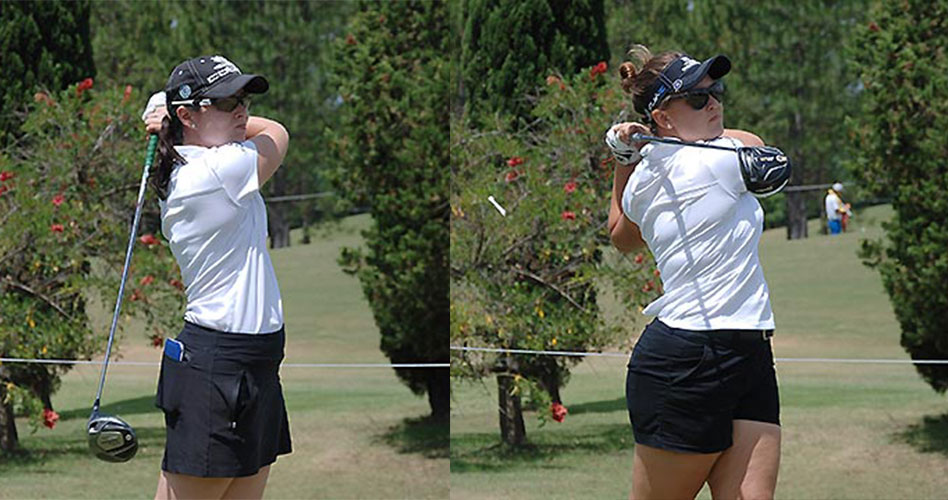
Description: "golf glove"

(605, 125), (643, 166)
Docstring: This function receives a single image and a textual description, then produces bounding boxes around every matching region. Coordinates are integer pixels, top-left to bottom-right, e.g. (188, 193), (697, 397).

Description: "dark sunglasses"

(209, 95), (251, 112)
(667, 80), (726, 110)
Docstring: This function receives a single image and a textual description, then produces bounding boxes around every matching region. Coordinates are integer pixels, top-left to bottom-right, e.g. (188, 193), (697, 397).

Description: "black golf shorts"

(626, 319), (779, 454)
(155, 321), (292, 477)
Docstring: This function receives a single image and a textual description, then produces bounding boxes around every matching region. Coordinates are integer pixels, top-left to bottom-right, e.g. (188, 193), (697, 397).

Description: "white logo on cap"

(207, 56), (242, 84)
(179, 84), (191, 99)
(673, 79), (683, 91)
(680, 57), (701, 72)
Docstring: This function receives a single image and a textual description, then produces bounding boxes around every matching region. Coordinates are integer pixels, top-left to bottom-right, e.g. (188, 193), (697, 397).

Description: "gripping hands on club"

(605, 122), (650, 166)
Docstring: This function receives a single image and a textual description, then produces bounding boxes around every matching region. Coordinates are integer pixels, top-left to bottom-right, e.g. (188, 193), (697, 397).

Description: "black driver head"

(87, 412), (138, 462)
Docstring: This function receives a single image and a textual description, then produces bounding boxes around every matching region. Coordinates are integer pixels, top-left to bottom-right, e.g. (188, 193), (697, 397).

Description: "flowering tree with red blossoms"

(0, 78), (183, 449)
(451, 62), (660, 445)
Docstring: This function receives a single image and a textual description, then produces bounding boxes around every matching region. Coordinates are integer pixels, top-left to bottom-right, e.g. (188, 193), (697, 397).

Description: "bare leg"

(155, 471), (233, 500)
(221, 465), (270, 500)
(631, 443), (720, 500)
(706, 420), (781, 500)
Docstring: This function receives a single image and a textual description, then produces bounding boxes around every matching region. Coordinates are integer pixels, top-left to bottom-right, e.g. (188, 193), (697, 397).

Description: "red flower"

(589, 61), (608, 79)
(561, 211), (576, 221)
(506, 156), (524, 167)
(505, 170), (519, 183)
(653, 269), (661, 277)
(642, 280), (655, 292)
(42, 408), (60, 429)
(345, 33), (357, 45)
(0, 171), (14, 182)
(129, 289), (143, 302)
(0, 185), (8, 196)
(139, 234), (159, 246)
(76, 77), (94, 96)
(122, 85), (133, 104)
(140, 275), (155, 286)
(151, 334), (164, 348)
(634, 253), (644, 264)
(52, 194), (65, 207)
(868, 21), (880, 32)
(169, 278), (185, 291)
(564, 181), (577, 194)
(551, 402), (568, 423)
(50, 224), (64, 233)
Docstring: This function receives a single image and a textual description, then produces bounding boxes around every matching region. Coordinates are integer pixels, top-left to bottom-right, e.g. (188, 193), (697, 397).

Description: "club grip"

(144, 134), (158, 168)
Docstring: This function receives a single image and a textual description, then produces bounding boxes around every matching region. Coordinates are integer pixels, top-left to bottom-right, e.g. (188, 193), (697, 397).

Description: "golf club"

(629, 133), (791, 197)
(87, 134), (158, 463)
(630, 133), (740, 152)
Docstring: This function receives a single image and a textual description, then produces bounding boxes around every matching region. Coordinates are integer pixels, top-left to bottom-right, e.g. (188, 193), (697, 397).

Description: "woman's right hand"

(145, 107), (168, 134)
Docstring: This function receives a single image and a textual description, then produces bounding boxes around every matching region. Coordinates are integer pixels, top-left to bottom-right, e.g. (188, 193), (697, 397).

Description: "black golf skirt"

(626, 319), (779, 454)
(155, 321), (292, 477)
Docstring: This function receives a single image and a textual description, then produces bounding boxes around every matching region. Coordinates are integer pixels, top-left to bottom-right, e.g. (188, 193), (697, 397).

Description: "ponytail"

(151, 114), (186, 200)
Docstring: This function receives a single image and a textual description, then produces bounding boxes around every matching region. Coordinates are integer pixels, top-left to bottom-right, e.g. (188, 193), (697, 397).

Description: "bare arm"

(723, 128), (764, 147)
(609, 162), (646, 253)
(246, 116), (289, 186)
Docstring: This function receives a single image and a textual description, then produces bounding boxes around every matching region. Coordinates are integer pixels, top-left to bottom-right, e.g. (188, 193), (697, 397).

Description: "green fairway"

(450, 204), (948, 499)
(0, 214), (448, 499)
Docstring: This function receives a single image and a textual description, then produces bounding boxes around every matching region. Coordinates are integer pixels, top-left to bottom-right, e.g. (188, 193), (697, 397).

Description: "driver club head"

(87, 412), (138, 462)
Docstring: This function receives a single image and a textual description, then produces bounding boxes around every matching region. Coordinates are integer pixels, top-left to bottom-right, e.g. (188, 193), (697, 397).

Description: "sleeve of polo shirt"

(211, 141), (260, 203)
(706, 137), (747, 198)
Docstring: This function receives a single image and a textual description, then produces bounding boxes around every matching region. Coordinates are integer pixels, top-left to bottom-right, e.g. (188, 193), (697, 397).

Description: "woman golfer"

(605, 46), (788, 500)
(143, 55), (290, 499)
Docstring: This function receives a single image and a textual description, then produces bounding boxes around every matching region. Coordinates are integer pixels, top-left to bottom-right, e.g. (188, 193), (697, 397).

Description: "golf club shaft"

(630, 133), (738, 152)
(91, 135), (158, 415)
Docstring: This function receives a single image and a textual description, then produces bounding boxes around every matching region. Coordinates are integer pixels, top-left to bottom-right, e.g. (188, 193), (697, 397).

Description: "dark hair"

(618, 45), (682, 129)
(151, 108), (187, 200)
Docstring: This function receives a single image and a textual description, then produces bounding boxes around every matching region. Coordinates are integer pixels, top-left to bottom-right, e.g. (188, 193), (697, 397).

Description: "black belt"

(729, 329), (773, 342)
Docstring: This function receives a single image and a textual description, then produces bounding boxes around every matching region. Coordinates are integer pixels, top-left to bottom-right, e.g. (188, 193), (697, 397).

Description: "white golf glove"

(605, 125), (642, 165)
(141, 91), (166, 123)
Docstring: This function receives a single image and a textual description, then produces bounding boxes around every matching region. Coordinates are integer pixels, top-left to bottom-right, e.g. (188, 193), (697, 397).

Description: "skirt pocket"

(155, 352), (192, 426)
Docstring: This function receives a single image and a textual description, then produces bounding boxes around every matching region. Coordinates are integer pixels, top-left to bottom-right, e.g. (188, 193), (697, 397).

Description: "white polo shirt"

(825, 191), (842, 221)
(160, 141), (283, 334)
(621, 137), (775, 331)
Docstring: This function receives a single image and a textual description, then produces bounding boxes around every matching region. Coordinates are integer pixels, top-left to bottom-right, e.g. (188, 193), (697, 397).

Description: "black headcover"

(737, 146), (791, 197)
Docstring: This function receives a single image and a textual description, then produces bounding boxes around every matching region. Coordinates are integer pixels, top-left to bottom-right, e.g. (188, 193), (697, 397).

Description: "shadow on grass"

(895, 413), (948, 457)
(567, 397), (626, 416)
(377, 415), (448, 459)
(451, 423), (634, 473)
(0, 426), (165, 468)
(57, 395), (160, 422)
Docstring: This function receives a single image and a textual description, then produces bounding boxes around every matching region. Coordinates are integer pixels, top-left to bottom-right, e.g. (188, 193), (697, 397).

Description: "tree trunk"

(785, 191), (808, 240)
(267, 204), (291, 249)
(496, 373), (525, 446)
(266, 166), (292, 249)
(0, 383), (19, 453)
(425, 368), (449, 421)
(539, 361), (562, 404)
(301, 201), (312, 245)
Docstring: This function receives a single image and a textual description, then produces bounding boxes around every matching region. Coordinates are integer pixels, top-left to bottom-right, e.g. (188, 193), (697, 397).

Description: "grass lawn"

(450, 204), (948, 499)
(0, 214), (448, 499)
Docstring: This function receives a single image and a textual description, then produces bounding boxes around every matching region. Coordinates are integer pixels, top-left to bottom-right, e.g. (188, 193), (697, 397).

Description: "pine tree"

(0, 0), (95, 147)
(850, 0), (948, 391)
(327, 0), (449, 420)
(461, 0), (608, 124)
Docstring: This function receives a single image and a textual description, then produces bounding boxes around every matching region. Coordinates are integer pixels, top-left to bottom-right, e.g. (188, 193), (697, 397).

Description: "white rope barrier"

(0, 357), (448, 368)
(450, 345), (948, 365)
